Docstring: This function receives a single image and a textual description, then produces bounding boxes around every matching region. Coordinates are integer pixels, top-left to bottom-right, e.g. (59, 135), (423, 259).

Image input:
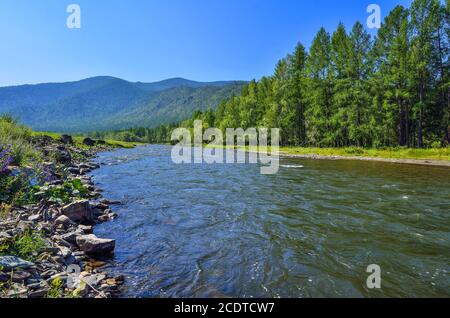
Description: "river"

(91, 145), (450, 298)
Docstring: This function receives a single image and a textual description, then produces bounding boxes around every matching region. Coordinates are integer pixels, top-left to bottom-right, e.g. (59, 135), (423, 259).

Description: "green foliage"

(36, 179), (89, 204)
(139, 0), (449, 150)
(0, 173), (37, 206)
(47, 278), (64, 298)
(0, 230), (47, 261)
(0, 77), (245, 133)
(0, 115), (40, 166)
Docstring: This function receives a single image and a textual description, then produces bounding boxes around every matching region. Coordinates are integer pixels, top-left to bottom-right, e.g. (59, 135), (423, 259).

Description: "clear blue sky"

(0, 0), (412, 87)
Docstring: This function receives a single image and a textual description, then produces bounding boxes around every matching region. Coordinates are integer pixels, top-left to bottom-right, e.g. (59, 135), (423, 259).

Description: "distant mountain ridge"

(0, 76), (246, 132)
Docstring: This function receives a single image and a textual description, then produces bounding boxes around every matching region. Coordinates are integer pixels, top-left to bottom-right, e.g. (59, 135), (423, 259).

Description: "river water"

(91, 145), (450, 298)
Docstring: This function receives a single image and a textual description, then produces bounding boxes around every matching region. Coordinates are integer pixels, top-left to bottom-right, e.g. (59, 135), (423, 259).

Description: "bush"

(344, 147), (365, 155)
(0, 230), (47, 261)
(431, 141), (442, 149)
(0, 173), (37, 205)
(0, 115), (40, 166)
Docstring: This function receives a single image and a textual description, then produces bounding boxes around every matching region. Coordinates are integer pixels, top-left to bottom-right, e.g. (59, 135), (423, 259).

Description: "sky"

(0, 0), (412, 87)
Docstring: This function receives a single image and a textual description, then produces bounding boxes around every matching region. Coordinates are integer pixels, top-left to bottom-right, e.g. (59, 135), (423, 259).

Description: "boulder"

(62, 200), (93, 223)
(83, 138), (95, 147)
(76, 235), (115, 256)
(0, 256), (34, 271)
(54, 215), (72, 227)
(28, 288), (50, 298)
(61, 230), (84, 244)
(60, 135), (73, 144)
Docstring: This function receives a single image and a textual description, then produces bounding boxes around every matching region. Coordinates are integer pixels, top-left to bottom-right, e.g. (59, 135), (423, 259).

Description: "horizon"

(0, 0), (411, 87)
(0, 75), (248, 89)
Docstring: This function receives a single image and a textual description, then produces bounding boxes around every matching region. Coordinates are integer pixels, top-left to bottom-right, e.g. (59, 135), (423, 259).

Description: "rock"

(60, 135), (73, 144)
(87, 260), (106, 269)
(68, 167), (81, 175)
(0, 271), (8, 282)
(49, 272), (68, 283)
(0, 256), (34, 271)
(54, 215), (73, 228)
(114, 275), (125, 285)
(83, 138), (95, 147)
(6, 284), (28, 298)
(62, 200), (93, 223)
(28, 288), (49, 298)
(61, 230), (84, 244)
(76, 235), (115, 256)
(98, 215), (110, 223)
(28, 214), (41, 222)
(58, 246), (72, 258)
(11, 270), (32, 283)
(55, 149), (72, 164)
(95, 203), (109, 211)
(105, 278), (117, 286)
(108, 212), (118, 220)
(0, 232), (12, 244)
(52, 235), (72, 248)
(41, 270), (58, 279)
(84, 273), (106, 286)
(27, 280), (48, 291)
(78, 225), (93, 234)
(101, 199), (121, 205)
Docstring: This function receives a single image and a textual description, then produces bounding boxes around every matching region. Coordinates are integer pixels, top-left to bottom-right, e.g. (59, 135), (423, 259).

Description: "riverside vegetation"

(0, 115), (137, 298)
(92, 0), (450, 162)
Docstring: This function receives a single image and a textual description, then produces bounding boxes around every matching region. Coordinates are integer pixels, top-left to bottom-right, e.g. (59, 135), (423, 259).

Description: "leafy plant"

(0, 230), (47, 261)
(35, 179), (89, 204)
(47, 278), (63, 298)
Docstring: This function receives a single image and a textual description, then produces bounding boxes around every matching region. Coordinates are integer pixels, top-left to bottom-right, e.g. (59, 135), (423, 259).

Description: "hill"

(0, 76), (245, 132)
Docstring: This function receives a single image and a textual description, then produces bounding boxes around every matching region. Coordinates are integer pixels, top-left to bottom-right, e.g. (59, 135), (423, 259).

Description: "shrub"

(431, 141), (442, 149)
(0, 115), (40, 166)
(0, 145), (13, 174)
(0, 230), (47, 261)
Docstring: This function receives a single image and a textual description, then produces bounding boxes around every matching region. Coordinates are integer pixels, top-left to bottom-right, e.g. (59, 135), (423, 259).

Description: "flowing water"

(91, 145), (450, 298)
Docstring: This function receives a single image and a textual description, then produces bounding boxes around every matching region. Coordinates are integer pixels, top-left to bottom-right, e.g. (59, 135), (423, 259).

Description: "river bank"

(0, 130), (133, 298)
(279, 147), (450, 167)
(205, 145), (450, 167)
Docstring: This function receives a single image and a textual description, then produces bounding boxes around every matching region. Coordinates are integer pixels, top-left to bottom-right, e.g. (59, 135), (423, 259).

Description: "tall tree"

(306, 28), (334, 146)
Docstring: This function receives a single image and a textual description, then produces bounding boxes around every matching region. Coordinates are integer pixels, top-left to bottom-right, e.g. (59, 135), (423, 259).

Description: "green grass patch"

(32, 131), (140, 149)
(206, 144), (450, 162)
(0, 230), (47, 261)
(280, 146), (450, 161)
(0, 115), (40, 166)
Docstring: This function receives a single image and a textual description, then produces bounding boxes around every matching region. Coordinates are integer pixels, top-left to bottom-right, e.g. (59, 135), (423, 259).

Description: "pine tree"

(306, 28), (334, 146)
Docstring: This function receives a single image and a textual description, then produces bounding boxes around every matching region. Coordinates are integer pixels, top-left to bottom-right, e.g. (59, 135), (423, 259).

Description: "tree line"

(94, 0), (449, 149)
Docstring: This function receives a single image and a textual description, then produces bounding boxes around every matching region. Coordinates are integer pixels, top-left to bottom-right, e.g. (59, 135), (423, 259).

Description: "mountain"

(0, 76), (246, 132)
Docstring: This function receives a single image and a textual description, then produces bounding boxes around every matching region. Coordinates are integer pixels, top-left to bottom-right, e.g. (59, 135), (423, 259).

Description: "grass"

(280, 146), (450, 161)
(31, 131), (142, 149)
(0, 115), (40, 166)
(206, 144), (450, 162)
(0, 230), (47, 261)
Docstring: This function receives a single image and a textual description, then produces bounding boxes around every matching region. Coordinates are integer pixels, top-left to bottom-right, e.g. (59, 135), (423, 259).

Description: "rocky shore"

(0, 135), (125, 298)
